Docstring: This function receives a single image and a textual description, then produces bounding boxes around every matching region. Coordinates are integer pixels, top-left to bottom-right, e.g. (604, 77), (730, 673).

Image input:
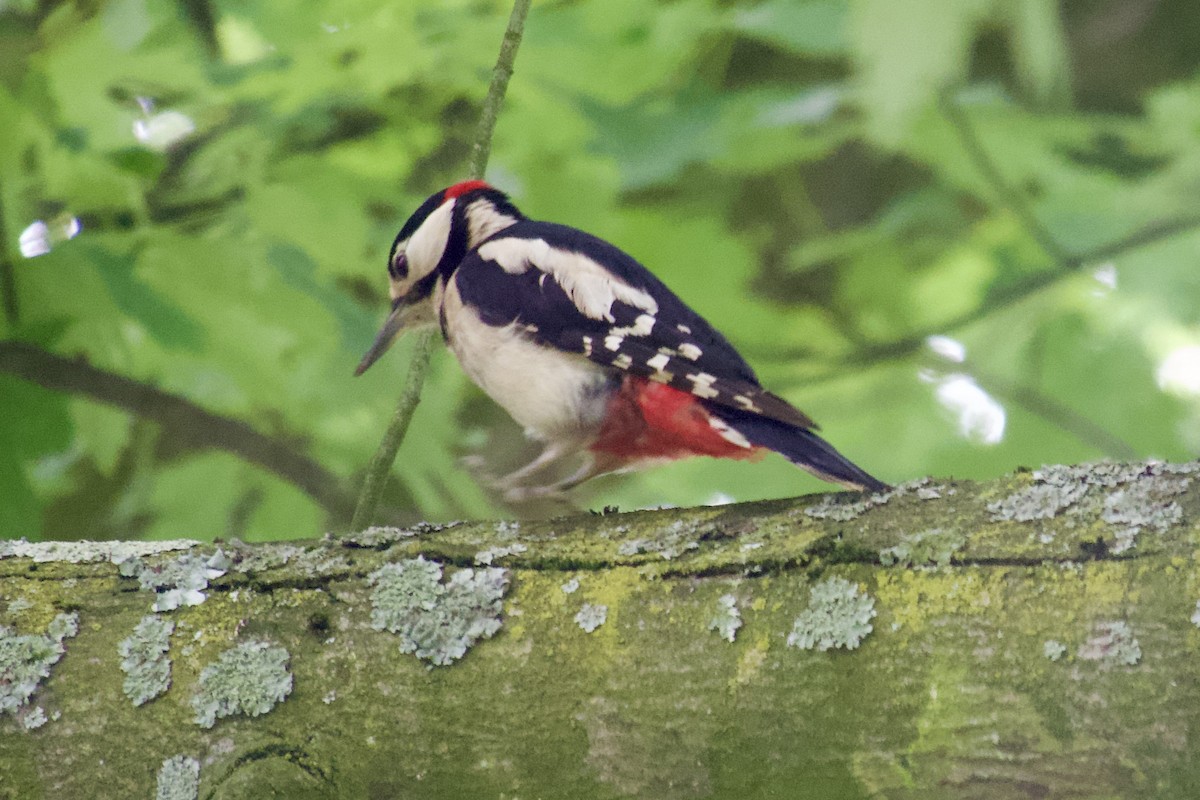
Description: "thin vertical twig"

(467, 0), (532, 180)
(350, 0), (533, 531)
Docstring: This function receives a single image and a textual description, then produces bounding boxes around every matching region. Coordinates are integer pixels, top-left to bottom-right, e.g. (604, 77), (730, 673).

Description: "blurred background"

(2, 0), (1199, 542)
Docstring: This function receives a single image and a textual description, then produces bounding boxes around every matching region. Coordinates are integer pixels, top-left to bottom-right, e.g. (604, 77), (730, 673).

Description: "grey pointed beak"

(355, 300), (411, 376)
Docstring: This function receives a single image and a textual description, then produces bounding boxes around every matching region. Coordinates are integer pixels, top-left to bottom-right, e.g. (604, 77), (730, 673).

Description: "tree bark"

(1, 462), (1198, 800)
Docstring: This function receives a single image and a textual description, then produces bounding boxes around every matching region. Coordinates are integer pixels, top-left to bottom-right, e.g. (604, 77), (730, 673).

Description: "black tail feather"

(712, 407), (889, 493)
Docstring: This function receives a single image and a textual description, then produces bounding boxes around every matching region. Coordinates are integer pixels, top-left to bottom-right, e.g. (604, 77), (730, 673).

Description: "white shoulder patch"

(477, 237), (659, 322)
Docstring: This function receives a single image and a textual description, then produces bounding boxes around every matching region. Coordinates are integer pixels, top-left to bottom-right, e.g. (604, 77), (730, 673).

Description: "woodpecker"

(356, 180), (889, 499)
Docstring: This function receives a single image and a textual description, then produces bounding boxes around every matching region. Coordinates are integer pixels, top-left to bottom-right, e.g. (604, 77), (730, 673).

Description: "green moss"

(0, 612), (78, 724)
(191, 639), (293, 728)
(117, 615), (174, 706)
(368, 556), (508, 666)
(786, 577), (876, 651)
(155, 755), (200, 800)
(707, 594), (741, 643)
(875, 568), (1004, 634)
(879, 528), (966, 568)
(574, 603), (608, 633)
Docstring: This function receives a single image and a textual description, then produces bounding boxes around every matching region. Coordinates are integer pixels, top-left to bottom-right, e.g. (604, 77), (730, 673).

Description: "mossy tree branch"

(3, 462), (1199, 798)
(350, 0), (533, 531)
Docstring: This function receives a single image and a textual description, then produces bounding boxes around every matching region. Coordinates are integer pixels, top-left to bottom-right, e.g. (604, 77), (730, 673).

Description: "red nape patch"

(444, 180), (492, 200)
(590, 378), (764, 462)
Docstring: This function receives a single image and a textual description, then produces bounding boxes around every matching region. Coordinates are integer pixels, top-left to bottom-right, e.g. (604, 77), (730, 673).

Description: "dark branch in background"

(350, 0), (533, 532)
(0, 341), (359, 521)
(938, 92), (1071, 265)
(0, 191), (19, 327)
(974, 370), (1139, 459)
(176, 0), (221, 58)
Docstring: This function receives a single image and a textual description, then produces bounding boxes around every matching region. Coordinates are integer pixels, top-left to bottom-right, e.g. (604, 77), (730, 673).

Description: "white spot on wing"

(677, 324), (692, 335)
(678, 343), (702, 361)
(613, 354), (633, 370)
(605, 334), (624, 351)
(477, 238), (659, 322)
(630, 314), (656, 336)
(733, 394), (761, 412)
(646, 353), (670, 371)
(687, 372), (720, 399)
(709, 417), (752, 448)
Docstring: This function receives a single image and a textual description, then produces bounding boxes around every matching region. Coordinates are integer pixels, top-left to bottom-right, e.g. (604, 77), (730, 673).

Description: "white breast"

(439, 278), (613, 442)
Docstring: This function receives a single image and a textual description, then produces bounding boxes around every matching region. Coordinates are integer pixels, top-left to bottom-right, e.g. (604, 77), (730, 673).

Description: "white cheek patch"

(477, 237), (659, 322)
(404, 199), (455, 285)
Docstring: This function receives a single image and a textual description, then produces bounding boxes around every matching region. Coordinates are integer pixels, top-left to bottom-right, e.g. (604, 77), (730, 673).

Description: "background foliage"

(2, 0), (1199, 541)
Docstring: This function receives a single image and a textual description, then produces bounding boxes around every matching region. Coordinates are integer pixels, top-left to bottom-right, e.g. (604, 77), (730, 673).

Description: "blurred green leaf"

(0, 377), (73, 538)
(84, 243), (206, 351)
(731, 0), (849, 56)
(851, 0), (991, 146)
(3, 0), (1199, 539)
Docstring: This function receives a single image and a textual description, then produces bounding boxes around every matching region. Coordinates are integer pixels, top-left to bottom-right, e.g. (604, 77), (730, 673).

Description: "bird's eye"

(388, 251), (408, 280)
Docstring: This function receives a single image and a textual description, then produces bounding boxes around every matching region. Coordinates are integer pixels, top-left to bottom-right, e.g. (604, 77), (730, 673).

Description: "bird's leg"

(501, 451), (626, 503)
(490, 440), (578, 492)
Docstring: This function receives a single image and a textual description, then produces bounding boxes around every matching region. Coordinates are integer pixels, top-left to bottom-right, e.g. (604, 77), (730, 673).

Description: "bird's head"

(355, 180), (520, 375)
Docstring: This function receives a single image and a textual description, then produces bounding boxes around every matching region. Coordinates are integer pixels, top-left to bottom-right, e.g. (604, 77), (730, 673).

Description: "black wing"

(452, 220), (816, 430)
